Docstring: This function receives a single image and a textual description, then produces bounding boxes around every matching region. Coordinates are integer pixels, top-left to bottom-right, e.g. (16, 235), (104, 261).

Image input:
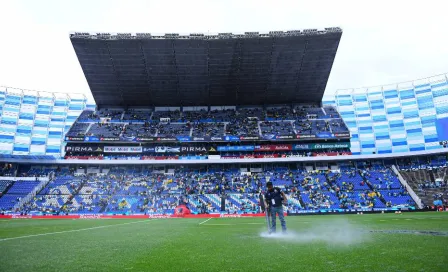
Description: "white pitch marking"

(0, 219), (156, 242)
(405, 219), (412, 220)
(202, 223), (264, 226)
(198, 218), (212, 225)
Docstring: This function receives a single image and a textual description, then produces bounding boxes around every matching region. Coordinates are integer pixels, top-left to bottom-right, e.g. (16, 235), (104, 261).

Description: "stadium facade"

(1, 29), (447, 272)
(323, 73), (448, 155)
(0, 88), (94, 157)
(0, 73), (447, 158)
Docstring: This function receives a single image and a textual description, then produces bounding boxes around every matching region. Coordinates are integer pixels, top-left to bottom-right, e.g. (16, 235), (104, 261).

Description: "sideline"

(0, 219), (157, 242)
(203, 223), (264, 226)
(198, 218), (213, 225)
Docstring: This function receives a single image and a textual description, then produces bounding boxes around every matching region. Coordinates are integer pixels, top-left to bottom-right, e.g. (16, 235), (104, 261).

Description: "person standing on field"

(264, 181), (287, 234)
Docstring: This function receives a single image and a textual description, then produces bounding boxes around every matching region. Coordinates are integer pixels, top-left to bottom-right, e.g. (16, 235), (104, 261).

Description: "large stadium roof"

(70, 28), (342, 107)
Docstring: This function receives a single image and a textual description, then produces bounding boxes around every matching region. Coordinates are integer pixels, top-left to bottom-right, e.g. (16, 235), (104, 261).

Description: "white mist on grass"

(260, 219), (368, 246)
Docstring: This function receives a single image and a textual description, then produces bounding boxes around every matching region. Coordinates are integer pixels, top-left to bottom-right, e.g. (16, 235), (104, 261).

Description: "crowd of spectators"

(66, 123), (90, 137)
(157, 123), (192, 137)
(294, 119), (331, 135)
(192, 123), (225, 138)
(85, 123), (125, 138)
(70, 106), (349, 139)
(398, 158), (447, 206)
(0, 163), (420, 215)
(152, 110), (182, 122)
(260, 121), (295, 136)
(122, 110), (152, 121)
(0, 164), (15, 177)
(225, 120), (259, 137)
(77, 110), (98, 121)
(122, 122), (158, 138)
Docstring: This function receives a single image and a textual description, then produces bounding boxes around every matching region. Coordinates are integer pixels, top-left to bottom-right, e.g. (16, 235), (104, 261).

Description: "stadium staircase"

(86, 123), (94, 134)
(187, 196), (201, 213)
(257, 122), (262, 136)
(58, 176), (89, 213)
(0, 180), (15, 195)
(199, 195), (220, 211)
(228, 194), (242, 208)
(13, 175), (53, 211)
(321, 107), (327, 116)
(428, 170), (435, 183)
(98, 204), (107, 213)
(359, 170), (388, 206)
(14, 178), (51, 210)
(391, 165), (423, 208)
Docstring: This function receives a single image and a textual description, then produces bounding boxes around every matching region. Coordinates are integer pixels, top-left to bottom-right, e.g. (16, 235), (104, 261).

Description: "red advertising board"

(65, 156), (104, 160)
(255, 154), (279, 158)
(312, 152), (352, 156)
(296, 134), (316, 139)
(220, 156), (241, 159)
(141, 156), (179, 160)
(254, 144), (292, 151)
(0, 213), (273, 219)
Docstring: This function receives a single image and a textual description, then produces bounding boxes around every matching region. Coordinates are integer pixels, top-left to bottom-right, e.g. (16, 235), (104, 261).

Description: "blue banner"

(222, 136), (240, 142)
(436, 117), (448, 141)
(176, 136), (191, 142)
(142, 147), (156, 153)
(217, 145), (254, 152)
(84, 136), (100, 142)
(292, 143), (312, 150)
(120, 136), (136, 142)
(315, 132), (334, 138)
(179, 156), (207, 160)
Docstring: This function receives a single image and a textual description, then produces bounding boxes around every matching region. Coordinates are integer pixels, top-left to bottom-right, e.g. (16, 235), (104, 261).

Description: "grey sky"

(0, 0), (447, 102)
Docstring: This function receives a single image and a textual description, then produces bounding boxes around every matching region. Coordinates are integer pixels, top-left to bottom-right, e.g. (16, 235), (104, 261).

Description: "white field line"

(203, 224), (233, 226)
(202, 223), (265, 226)
(0, 219), (156, 242)
(198, 218), (212, 225)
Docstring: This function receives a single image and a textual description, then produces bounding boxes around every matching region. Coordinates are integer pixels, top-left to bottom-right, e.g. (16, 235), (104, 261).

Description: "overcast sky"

(0, 0), (447, 102)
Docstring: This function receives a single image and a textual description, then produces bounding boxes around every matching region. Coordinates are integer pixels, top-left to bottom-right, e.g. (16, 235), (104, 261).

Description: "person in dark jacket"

(264, 181), (287, 233)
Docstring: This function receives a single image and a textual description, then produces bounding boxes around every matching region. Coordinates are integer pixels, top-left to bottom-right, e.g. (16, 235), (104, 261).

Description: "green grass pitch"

(1, 212), (447, 272)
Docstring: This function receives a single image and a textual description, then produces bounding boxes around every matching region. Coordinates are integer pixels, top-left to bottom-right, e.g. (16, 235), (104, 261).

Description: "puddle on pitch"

(369, 230), (448, 237)
(259, 219), (369, 246)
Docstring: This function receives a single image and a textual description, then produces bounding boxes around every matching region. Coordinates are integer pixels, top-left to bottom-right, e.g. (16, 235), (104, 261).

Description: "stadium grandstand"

(0, 27), (447, 218)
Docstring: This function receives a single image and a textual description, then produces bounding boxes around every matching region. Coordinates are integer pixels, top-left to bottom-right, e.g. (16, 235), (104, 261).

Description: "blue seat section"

(0, 163), (419, 215)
